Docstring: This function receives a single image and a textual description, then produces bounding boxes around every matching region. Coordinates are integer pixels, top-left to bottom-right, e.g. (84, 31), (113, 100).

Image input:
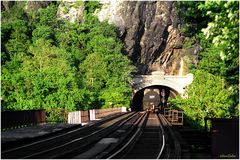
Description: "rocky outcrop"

(25, 1), (52, 11)
(97, 0), (199, 75)
(2, 1), (199, 75)
(57, 0), (84, 23)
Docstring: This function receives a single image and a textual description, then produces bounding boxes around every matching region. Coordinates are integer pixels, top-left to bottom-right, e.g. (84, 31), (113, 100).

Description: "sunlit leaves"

(79, 21), (136, 108)
(2, 39), (82, 111)
(176, 1), (239, 120)
(169, 70), (234, 128)
(32, 25), (54, 42)
(80, 53), (107, 90)
(200, 1), (239, 59)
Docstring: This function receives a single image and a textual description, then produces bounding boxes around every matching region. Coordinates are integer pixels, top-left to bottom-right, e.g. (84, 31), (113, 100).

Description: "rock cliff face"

(2, 1), (200, 75)
(97, 0), (199, 75)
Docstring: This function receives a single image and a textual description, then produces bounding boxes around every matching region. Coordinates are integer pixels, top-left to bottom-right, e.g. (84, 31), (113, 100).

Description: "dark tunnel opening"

(131, 85), (178, 111)
(131, 89), (144, 111)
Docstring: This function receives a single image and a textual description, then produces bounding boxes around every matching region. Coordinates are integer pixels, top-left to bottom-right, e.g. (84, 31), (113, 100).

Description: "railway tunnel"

(131, 71), (193, 111)
(131, 85), (179, 111)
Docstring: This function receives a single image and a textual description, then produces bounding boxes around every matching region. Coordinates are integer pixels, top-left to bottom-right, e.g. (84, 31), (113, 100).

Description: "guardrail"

(1, 110), (46, 130)
(164, 108), (183, 125)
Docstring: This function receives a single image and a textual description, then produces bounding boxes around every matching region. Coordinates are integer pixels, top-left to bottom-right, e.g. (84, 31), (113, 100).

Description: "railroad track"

(102, 112), (182, 159)
(158, 113), (181, 159)
(1, 112), (136, 159)
(2, 111), (183, 159)
(73, 111), (147, 159)
(106, 112), (164, 159)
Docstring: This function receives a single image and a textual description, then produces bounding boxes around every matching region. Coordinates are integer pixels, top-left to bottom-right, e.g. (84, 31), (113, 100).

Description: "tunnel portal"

(131, 71), (193, 111)
(131, 85), (177, 111)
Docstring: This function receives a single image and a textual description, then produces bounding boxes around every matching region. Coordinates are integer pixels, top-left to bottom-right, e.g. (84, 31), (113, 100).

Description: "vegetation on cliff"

(1, 2), (135, 121)
(170, 1), (239, 128)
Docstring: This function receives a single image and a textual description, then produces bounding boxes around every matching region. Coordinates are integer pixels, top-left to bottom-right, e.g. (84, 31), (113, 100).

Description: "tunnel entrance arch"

(131, 85), (179, 111)
(131, 71), (193, 111)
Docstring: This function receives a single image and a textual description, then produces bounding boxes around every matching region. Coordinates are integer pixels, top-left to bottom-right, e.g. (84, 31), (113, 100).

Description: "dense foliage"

(1, 2), (135, 120)
(171, 1), (239, 128)
(169, 70), (235, 128)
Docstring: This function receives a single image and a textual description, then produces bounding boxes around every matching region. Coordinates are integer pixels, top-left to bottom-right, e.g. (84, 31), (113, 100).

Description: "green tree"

(2, 39), (82, 112)
(177, 1), (239, 85)
(1, 1), (135, 119)
(85, 1), (101, 14)
(176, 1), (210, 37)
(80, 32), (135, 108)
(81, 53), (107, 90)
(32, 25), (54, 42)
(176, 1), (239, 119)
(100, 53), (135, 107)
(55, 21), (85, 68)
(2, 19), (31, 64)
(198, 1), (239, 85)
(28, 3), (58, 28)
(169, 70), (234, 128)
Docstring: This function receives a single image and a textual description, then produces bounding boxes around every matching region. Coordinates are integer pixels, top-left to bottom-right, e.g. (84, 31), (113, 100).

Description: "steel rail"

(73, 111), (146, 159)
(2, 112), (125, 154)
(156, 113), (166, 159)
(1, 112), (132, 159)
(107, 112), (167, 159)
(158, 113), (181, 159)
(23, 112), (138, 159)
(107, 111), (149, 159)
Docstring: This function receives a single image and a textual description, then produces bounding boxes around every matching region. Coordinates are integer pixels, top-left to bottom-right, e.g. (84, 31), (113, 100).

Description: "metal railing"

(164, 108), (183, 125)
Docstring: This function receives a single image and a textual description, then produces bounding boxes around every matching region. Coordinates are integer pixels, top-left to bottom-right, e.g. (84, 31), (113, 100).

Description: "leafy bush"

(169, 70), (234, 128)
(176, 1), (239, 121)
(45, 108), (67, 123)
